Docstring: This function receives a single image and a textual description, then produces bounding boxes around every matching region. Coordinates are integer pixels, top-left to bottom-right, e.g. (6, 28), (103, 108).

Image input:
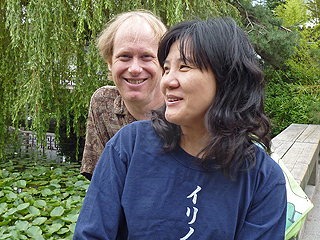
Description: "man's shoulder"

(91, 85), (119, 101)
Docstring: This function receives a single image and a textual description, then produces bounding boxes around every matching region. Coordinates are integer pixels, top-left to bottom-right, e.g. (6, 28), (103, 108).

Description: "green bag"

(271, 153), (314, 240)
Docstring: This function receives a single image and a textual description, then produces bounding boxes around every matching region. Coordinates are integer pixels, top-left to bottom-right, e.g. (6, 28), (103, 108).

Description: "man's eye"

(141, 55), (154, 61)
(118, 55), (131, 61)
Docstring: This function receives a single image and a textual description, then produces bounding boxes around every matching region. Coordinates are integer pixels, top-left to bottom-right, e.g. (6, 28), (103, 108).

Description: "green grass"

(0, 155), (88, 239)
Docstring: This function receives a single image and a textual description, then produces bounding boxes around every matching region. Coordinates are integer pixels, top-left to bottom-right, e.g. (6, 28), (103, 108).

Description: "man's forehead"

(114, 19), (156, 43)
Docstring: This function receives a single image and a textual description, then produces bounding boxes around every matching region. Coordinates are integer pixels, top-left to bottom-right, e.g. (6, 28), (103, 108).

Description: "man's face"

(108, 18), (163, 107)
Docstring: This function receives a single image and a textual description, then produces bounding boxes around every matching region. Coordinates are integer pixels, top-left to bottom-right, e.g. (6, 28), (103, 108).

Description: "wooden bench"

(271, 124), (320, 239)
(271, 123), (320, 191)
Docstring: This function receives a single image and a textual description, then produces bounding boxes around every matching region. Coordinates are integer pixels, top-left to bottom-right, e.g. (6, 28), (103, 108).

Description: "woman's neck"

(180, 127), (209, 157)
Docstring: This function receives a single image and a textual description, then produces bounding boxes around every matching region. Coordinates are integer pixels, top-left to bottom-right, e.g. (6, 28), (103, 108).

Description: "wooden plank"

(271, 124), (320, 190)
(281, 142), (311, 171)
(272, 124), (308, 142)
(296, 124), (320, 144)
(281, 142), (319, 190)
(271, 140), (294, 159)
(289, 162), (308, 187)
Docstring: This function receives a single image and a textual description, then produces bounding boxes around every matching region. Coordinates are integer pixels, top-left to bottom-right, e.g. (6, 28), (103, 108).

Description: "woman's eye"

(163, 66), (170, 74)
(180, 64), (190, 71)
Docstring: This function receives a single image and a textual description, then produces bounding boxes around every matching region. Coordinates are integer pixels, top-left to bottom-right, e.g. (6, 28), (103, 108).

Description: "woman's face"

(161, 41), (217, 130)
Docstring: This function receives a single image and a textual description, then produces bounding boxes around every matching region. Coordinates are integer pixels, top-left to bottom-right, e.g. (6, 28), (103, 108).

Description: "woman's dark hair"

(151, 18), (271, 179)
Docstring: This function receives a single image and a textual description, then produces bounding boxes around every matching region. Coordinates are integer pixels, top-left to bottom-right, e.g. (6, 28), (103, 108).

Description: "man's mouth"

(125, 78), (146, 84)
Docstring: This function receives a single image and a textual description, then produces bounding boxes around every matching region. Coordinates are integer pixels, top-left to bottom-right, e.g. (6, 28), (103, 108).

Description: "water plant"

(0, 156), (88, 239)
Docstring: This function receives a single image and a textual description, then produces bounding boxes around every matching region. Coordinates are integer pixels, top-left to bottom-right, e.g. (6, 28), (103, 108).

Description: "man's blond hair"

(97, 10), (167, 63)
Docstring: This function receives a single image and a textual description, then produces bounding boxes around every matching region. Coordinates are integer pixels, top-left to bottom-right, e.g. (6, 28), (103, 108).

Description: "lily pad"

(28, 206), (41, 216)
(50, 206), (64, 217)
(15, 220), (30, 231)
(32, 217), (47, 225)
(17, 203), (30, 211)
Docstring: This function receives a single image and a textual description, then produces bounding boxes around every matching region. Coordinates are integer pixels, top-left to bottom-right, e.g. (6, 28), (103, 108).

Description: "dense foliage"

(0, 0), (240, 159)
(265, 0), (320, 136)
(0, 0), (319, 155)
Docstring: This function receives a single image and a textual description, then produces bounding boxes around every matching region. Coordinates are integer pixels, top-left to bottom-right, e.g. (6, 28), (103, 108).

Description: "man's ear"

(107, 60), (112, 71)
(107, 60), (113, 81)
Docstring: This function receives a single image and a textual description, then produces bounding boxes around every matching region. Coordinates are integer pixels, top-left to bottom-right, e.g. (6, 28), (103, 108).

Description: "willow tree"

(0, 0), (240, 159)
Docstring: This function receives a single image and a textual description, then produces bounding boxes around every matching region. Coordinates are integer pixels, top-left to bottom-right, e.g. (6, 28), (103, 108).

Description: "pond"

(0, 152), (88, 239)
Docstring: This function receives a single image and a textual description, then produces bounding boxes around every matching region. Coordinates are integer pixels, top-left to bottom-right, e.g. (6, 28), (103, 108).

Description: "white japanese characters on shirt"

(180, 186), (202, 240)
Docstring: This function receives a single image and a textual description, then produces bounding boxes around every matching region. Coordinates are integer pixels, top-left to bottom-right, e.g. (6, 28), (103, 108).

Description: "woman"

(74, 18), (287, 240)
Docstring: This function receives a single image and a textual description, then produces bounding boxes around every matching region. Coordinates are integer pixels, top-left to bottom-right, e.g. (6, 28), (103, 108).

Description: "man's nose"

(128, 57), (143, 75)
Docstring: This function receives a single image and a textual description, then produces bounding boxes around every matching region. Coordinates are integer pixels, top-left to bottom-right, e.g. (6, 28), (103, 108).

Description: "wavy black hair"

(151, 18), (271, 179)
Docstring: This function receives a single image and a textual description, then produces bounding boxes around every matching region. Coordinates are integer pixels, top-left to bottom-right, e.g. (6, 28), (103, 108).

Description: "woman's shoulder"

(119, 119), (153, 132)
(108, 120), (156, 144)
(253, 146), (286, 186)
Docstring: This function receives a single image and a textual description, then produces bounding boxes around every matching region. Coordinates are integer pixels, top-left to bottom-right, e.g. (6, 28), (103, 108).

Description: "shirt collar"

(113, 95), (128, 115)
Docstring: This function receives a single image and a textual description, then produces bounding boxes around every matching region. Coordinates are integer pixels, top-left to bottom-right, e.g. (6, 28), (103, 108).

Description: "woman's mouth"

(168, 98), (180, 102)
(167, 95), (183, 103)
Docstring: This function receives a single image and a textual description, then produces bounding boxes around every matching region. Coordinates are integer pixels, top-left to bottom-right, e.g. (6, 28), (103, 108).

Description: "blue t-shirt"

(74, 120), (287, 240)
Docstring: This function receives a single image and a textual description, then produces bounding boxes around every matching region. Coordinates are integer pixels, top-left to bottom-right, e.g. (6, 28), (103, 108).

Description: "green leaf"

(57, 227), (69, 234)
(2, 207), (17, 218)
(62, 213), (79, 223)
(0, 220), (10, 227)
(0, 169), (9, 178)
(49, 183), (61, 189)
(47, 223), (63, 234)
(50, 206), (64, 217)
(74, 180), (85, 187)
(33, 199), (46, 208)
(50, 179), (60, 184)
(0, 233), (12, 239)
(32, 217), (47, 225)
(19, 213), (33, 220)
(16, 180), (27, 188)
(26, 226), (42, 238)
(17, 203), (30, 211)
(15, 220), (29, 231)
(3, 186), (13, 191)
(6, 191), (17, 201)
(28, 206), (41, 216)
(0, 203), (7, 215)
(52, 168), (63, 175)
(41, 188), (53, 196)
(68, 223), (76, 233)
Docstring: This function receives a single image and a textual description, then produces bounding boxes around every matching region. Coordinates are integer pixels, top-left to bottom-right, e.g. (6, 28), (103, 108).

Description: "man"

(80, 10), (167, 180)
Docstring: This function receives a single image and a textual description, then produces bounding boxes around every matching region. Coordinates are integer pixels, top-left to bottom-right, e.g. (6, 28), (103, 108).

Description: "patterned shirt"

(80, 86), (135, 180)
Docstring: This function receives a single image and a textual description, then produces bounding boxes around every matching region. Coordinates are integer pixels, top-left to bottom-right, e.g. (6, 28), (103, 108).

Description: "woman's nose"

(161, 72), (180, 89)
(128, 58), (143, 75)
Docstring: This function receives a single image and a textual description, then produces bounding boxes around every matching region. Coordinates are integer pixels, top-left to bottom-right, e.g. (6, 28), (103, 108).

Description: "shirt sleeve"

(80, 90), (111, 180)
(236, 174), (287, 239)
(74, 143), (128, 240)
